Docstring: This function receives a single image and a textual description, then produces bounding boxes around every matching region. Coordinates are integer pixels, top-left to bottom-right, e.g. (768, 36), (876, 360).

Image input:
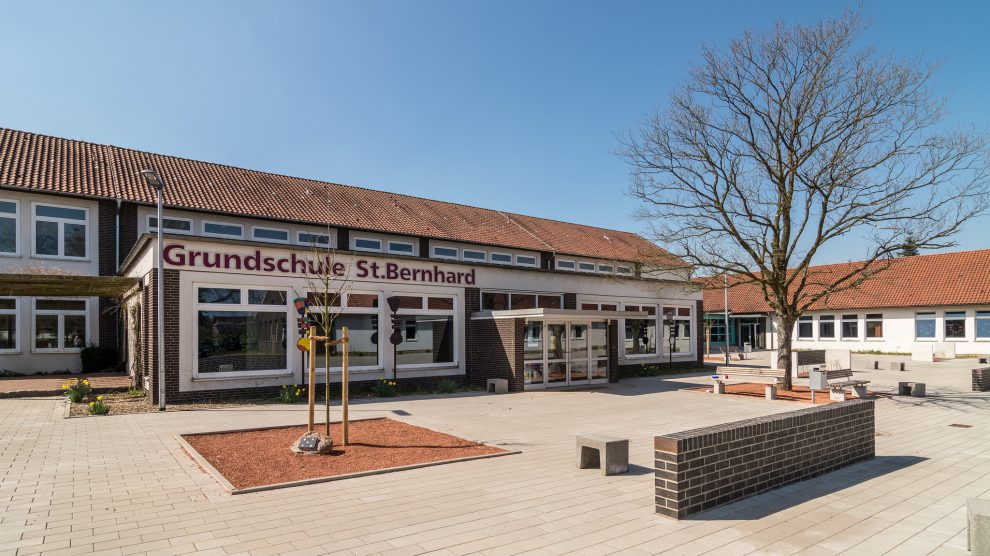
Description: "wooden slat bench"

(824, 369), (870, 401)
(712, 367), (787, 400)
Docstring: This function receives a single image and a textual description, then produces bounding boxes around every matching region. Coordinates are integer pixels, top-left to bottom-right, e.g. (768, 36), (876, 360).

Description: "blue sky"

(1, 0), (987, 264)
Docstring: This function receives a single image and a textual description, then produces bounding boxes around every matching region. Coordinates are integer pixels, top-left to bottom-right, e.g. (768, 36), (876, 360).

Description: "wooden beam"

(0, 274), (140, 297)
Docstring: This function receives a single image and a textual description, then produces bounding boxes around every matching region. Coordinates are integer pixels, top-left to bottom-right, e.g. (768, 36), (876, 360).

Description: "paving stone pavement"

(1, 370), (988, 555)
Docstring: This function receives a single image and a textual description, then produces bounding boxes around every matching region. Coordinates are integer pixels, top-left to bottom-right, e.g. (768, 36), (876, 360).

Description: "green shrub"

(372, 379), (398, 397)
(125, 387), (145, 398)
(638, 365), (663, 377)
(278, 384), (305, 403)
(435, 379), (458, 394)
(88, 395), (110, 415)
(80, 344), (118, 373)
(62, 378), (91, 403)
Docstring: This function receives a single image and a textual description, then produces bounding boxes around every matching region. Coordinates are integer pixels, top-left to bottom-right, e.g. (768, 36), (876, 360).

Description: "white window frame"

(818, 315), (836, 340)
(976, 310), (990, 340)
(462, 249), (487, 263)
(515, 255), (538, 267)
(490, 252), (512, 265)
(944, 310), (967, 340)
(32, 298), (88, 353)
(557, 259), (576, 271)
(662, 305), (695, 356)
(251, 225), (290, 244)
(915, 311), (937, 340)
(865, 313), (884, 340)
(797, 315), (814, 340)
(192, 284), (291, 378)
(621, 302), (660, 359)
(481, 291), (563, 311)
(0, 198), (19, 256)
(307, 291), (384, 372)
(841, 314), (859, 340)
(31, 202), (89, 260)
(201, 220), (244, 239)
(617, 265), (633, 275)
(352, 236), (383, 252)
(394, 292), (459, 370)
(147, 214), (194, 235)
(388, 240), (416, 255)
(578, 261), (596, 272)
(432, 245), (459, 260)
(0, 297), (19, 352)
(297, 231), (332, 248)
(598, 264), (614, 274)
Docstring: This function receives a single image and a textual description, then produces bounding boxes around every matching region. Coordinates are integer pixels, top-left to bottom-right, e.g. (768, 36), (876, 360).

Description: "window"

(481, 291), (509, 310)
(523, 321), (544, 385)
(578, 262), (596, 272)
(34, 298), (87, 351)
(395, 294), (456, 368)
(34, 203), (87, 258)
(841, 314), (858, 339)
(515, 255), (537, 267)
(945, 311), (966, 339)
(865, 314), (883, 339)
(0, 298), (17, 351)
(353, 237), (382, 252)
(625, 315), (656, 357)
(462, 249), (486, 262)
(298, 232), (332, 248)
(977, 311), (990, 340)
(662, 306), (693, 353)
(388, 241), (415, 255)
(598, 264), (614, 273)
(481, 291), (562, 311)
(818, 315), (835, 339)
(617, 266), (633, 275)
(916, 312), (936, 339)
(202, 221), (243, 238)
(195, 286), (288, 375)
(252, 226), (289, 243)
(308, 292), (381, 370)
(557, 260), (575, 270)
(432, 246), (458, 259)
(148, 215), (193, 234)
(0, 199), (18, 255)
(490, 252), (512, 264)
(797, 316), (813, 339)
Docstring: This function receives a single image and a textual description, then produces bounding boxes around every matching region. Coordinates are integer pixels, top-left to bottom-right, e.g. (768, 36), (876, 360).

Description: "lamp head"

(140, 168), (164, 190)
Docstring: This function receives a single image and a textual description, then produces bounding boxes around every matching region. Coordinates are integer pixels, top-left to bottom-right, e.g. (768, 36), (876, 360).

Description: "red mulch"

(182, 418), (507, 489)
(686, 383), (880, 404)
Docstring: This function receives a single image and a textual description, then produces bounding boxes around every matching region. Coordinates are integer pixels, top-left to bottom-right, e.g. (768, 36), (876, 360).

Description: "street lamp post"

(140, 169), (166, 411)
(723, 272), (730, 365)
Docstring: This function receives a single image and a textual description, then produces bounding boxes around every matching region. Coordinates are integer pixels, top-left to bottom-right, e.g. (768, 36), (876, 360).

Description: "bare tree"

(622, 10), (989, 389)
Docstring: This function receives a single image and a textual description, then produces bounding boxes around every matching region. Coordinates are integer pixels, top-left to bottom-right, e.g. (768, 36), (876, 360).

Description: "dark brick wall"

(654, 399), (875, 519)
(96, 201), (120, 355)
(466, 317), (523, 392)
(146, 269), (180, 405)
(974, 367), (990, 392)
(608, 320), (619, 383)
(119, 202), (138, 262)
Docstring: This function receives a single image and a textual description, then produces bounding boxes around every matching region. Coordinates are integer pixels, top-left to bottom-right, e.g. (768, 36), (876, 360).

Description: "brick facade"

(654, 399), (875, 519)
(974, 367), (990, 392)
(466, 316), (524, 392)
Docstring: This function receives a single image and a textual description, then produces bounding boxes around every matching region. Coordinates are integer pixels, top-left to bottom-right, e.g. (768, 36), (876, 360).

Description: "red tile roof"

(701, 249), (990, 313)
(0, 127), (670, 263)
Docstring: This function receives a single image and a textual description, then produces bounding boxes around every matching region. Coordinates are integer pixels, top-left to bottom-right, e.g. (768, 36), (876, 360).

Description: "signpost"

(386, 296), (403, 381)
(664, 311), (676, 370)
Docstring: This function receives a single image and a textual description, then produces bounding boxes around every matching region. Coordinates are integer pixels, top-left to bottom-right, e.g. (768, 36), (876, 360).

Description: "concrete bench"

(576, 434), (628, 475)
(487, 378), (508, 394)
(969, 498), (990, 555)
(898, 381), (926, 397)
(825, 369), (870, 401)
(712, 367), (786, 400)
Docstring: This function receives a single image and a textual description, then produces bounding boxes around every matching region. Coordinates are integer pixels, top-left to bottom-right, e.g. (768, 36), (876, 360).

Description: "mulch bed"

(686, 383), (883, 404)
(182, 418), (507, 489)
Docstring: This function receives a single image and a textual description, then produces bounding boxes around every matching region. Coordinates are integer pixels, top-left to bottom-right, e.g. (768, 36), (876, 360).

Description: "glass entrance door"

(524, 320), (610, 389)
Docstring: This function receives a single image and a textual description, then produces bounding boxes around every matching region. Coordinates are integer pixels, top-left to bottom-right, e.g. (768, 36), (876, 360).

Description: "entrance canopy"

(0, 274), (139, 297)
(470, 308), (648, 321)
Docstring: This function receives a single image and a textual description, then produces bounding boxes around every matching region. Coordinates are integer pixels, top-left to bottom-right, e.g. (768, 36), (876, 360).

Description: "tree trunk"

(776, 314), (795, 391)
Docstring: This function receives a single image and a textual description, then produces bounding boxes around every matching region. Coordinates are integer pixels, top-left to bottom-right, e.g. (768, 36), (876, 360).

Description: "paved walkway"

(0, 373), (132, 398)
(1, 372), (988, 555)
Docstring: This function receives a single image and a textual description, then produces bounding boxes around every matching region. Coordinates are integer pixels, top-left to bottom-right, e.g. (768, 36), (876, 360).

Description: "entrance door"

(523, 320), (610, 389)
(740, 323), (753, 348)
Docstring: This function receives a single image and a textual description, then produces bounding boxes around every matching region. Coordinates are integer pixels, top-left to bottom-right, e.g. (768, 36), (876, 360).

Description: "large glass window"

(865, 314), (883, 339)
(590, 322), (608, 380)
(841, 314), (859, 339)
(396, 294), (456, 368)
(523, 320), (543, 385)
(195, 286), (288, 374)
(34, 298), (87, 350)
(797, 316), (813, 339)
(916, 312), (936, 339)
(0, 298), (17, 351)
(625, 317), (656, 356)
(977, 311), (990, 340)
(663, 306), (692, 353)
(308, 292), (381, 371)
(945, 311), (966, 339)
(0, 200), (18, 254)
(818, 315), (835, 339)
(34, 203), (86, 258)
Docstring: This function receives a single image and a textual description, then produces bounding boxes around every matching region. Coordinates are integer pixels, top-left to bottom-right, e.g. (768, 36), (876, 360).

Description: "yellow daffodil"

(83, 380), (89, 385)
(96, 396), (102, 401)
(89, 402), (95, 407)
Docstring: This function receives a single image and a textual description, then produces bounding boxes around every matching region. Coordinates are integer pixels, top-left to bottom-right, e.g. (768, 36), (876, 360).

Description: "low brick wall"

(973, 367), (990, 392)
(654, 400), (875, 519)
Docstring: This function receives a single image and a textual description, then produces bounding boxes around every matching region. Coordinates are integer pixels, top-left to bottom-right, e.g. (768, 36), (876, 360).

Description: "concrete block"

(889, 362), (906, 372)
(968, 498), (990, 555)
(765, 385), (777, 400)
(898, 382), (911, 395)
(829, 389), (847, 402)
(912, 344), (935, 362)
(486, 379), (508, 394)
(712, 380), (725, 394)
(577, 434), (628, 475)
(911, 383), (926, 398)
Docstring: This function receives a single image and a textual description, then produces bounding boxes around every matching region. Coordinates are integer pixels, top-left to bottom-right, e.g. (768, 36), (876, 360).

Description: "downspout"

(105, 146), (123, 359)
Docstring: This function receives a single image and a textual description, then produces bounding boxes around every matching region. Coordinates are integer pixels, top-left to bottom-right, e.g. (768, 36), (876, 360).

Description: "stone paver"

(1, 368), (988, 555)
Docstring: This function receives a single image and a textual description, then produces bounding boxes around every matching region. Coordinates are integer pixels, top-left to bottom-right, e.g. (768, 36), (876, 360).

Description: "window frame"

(578, 262), (596, 272)
(556, 259), (576, 271)
(388, 240), (416, 255)
(431, 245), (459, 260)
(865, 313), (884, 340)
(616, 265), (633, 276)
(201, 220), (244, 239)
(462, 249), (487, 262)
(192, 284), (291, 378)
(515, 255), (538, 267)
(147, 214), (194, 235)
(297, 231), (332, 248)
(31, 201), (89, 260)
(797, 315), (814, 340)
(0, 297), (19, 352)
(976, 310), (990, 340)
(598, 264), (614, 274)
(32, 297), (88, 353)
(0, 198), (20, 256)
(818, 315), (836, 340)
(841, 314), (859, 340)
(661, 305), (694, 355)
(307, 290), (384, 372)
(622, 302), (661, 359)
(915, 311), (937, 340)
(352, 237), (383, 252)
(944, 310), (967, 340)
(393, 291), (459, 370)
(251, 225), (290, 244)
(490, 252), (512, 265)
